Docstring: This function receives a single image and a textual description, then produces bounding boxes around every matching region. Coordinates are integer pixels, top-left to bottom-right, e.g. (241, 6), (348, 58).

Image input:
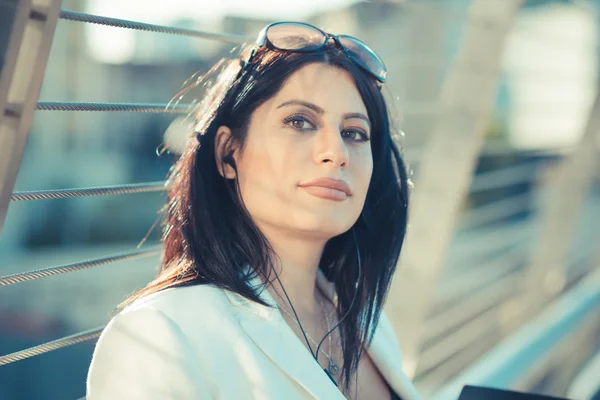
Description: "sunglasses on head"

(241, 21), (387, 86)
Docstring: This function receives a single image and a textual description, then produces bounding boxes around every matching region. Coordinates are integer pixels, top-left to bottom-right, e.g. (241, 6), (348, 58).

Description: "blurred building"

(2, 1), (600, 399)
(0, 0), (599, 302)
(3, 0), (599, 254)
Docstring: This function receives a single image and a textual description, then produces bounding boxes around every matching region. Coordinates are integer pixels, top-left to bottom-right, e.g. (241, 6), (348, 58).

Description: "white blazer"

(86, 269), (421, 400)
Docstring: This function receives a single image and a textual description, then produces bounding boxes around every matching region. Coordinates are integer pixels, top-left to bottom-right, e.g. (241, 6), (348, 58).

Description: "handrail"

(419, 252), (598, 381)
(446, 220), (531, 269)
(422, 302), (511, 378)
(567, 348), (600, 400)
(446, 219), (532, 268)
(423, 272), (521, 347)
(416, 305), (509, 382)
(418, 286), (520, 377)
(435, 246), (525, 308)
(431, 266), (600, 400)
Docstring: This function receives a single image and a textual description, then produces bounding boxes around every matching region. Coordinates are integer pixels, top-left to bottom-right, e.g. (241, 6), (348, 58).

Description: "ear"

(214, 125), (237, 180)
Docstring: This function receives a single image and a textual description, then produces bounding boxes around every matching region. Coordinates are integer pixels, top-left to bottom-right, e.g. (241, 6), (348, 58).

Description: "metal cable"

(59, 10), (251, 44)
(461, 193), (533, 231)
(470, 162), (541, 193)
(0, 246), (161, 287)
(11, 181), (166, 202)
(34, 101), (191, 113)
(0, 326), (105, 366)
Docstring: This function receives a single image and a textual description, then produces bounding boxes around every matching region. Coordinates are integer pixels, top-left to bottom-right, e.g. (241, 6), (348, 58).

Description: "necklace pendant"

(323, 368), (338, 387)
(329, 361), (339, 375)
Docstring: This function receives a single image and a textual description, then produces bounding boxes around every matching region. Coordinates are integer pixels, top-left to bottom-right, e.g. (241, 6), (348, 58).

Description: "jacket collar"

(224, 267), (420, 400)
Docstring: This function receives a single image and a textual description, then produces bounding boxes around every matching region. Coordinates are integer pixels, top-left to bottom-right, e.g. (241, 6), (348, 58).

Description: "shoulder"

(376, 310), (404, 359)
(123, 283), (231, 320)
(87, 285), (224, 398)
(95, 283), (235, 351)
(114, 283), (240, 343)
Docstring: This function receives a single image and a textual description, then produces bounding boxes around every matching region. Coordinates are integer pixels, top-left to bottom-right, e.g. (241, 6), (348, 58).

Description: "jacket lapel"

(366, 322), (422, 400)
(238, 311), (346, 399)
(225, 268), (420, 400)
(225, 276), (345, 400)
(315, 270), (421, 400)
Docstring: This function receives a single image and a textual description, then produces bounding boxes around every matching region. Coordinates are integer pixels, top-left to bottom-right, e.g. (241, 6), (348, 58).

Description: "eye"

(342, 129), (370, 143)
(284, 114), (316, 131)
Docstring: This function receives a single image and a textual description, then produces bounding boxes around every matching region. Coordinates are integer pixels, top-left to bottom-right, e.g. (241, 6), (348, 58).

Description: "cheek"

(352, 149), (374, 196)
(234, 138), (294, 206)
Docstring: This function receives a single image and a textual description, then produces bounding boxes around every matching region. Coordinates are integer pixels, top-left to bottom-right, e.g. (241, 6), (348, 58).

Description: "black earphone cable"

(316, 228), (362, 384)
(271, 228), (362, 387)
(225, 154), (359, 387)
(270, 264), (317, 360)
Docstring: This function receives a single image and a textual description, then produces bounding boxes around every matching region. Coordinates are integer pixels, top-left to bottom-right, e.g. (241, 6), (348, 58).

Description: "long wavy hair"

(120, 42), (409, 390)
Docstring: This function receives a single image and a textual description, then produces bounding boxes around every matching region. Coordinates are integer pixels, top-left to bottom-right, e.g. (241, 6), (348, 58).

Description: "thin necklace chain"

(273, 290), (340, 375)
(321, 297), (339, 375)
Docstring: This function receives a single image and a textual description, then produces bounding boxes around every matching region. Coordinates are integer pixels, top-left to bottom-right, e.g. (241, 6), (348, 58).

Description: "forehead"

(271, 63), (367, 115)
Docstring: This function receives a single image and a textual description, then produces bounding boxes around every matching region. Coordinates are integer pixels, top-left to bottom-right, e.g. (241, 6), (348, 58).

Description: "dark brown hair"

(120, 43), (409, 390)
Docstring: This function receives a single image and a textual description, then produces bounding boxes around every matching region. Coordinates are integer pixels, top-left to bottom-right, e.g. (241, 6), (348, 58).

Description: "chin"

(290, 212), (357, 238)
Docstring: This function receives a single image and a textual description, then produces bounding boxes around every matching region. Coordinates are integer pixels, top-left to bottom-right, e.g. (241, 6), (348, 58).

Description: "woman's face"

(226, 63), (373, 241)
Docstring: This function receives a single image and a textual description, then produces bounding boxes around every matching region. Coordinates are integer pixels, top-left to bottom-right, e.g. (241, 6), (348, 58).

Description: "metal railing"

(567, 347), (600, 400)
(1, 0), (599, 399)
(432, 267), (600, 400)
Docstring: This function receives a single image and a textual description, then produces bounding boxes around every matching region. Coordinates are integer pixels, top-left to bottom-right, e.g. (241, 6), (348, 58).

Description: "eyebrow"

(277, 99), (371, 127)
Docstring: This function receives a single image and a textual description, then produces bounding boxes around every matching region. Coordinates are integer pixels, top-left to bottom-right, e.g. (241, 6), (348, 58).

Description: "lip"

(298, 178), (352, 201)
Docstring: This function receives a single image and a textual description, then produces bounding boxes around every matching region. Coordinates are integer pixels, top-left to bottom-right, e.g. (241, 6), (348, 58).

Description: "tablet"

(458, 385), (570, 400)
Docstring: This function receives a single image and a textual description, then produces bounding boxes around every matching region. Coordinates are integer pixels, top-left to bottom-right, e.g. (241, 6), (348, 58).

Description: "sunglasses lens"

(266, 23), (326, 51)
(338, 35), (387, 82)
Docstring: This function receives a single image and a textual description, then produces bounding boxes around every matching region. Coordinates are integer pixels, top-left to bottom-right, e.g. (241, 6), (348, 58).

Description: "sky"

(504, 3), (598, 149)
(82, 0), (598, 150)
(87, 0), (357, 24)
(85, 0), (358, 63)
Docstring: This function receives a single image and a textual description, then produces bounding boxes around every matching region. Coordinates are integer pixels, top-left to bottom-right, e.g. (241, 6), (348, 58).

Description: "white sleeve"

(86, 305), (213, 399)
(378, 311), (404, 360)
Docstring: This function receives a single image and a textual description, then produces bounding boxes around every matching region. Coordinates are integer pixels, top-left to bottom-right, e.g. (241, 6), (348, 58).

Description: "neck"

(257, 224), (328, 316)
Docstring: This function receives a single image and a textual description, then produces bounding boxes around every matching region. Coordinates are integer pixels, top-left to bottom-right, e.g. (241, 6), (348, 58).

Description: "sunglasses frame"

(242, 21), (387, 85)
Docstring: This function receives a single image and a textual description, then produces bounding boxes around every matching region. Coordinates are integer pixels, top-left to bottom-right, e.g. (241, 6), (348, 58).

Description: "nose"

(314, 124), (349, 168)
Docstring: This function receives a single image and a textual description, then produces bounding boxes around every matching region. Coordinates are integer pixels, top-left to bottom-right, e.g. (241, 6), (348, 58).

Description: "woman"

(86, 21), (420, 400)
